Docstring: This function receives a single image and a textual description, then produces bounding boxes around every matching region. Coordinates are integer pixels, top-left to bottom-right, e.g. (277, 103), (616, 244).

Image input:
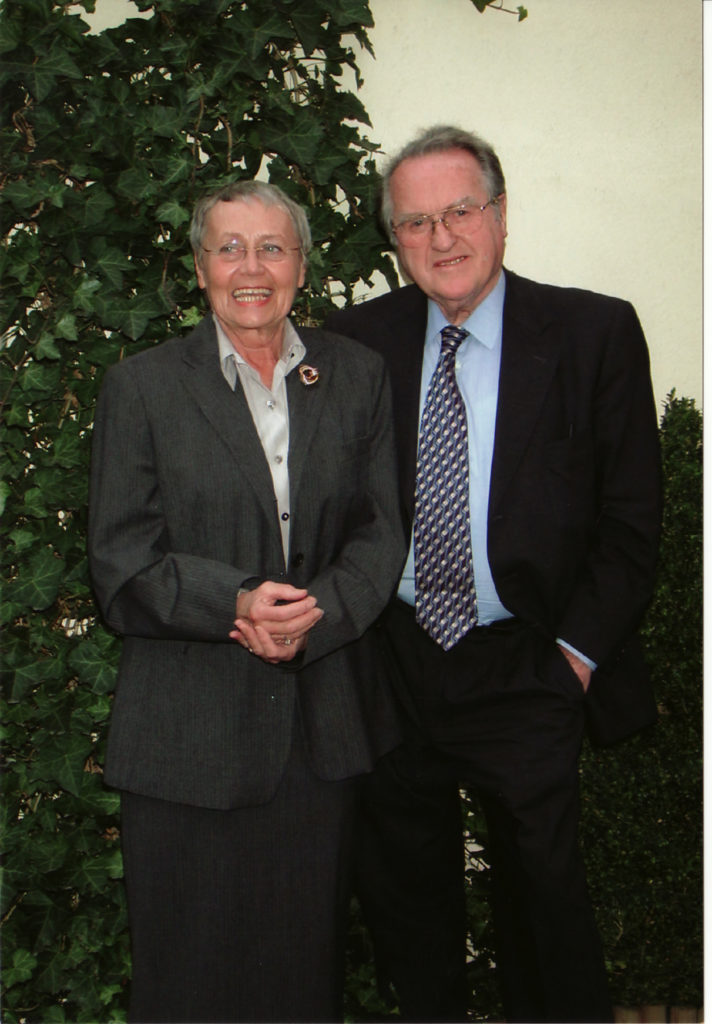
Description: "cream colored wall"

(88, 0), (703, 408)
(356, 0), (702, 410)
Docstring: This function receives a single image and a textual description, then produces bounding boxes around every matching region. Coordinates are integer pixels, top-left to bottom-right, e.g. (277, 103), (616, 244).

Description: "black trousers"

(356, 601), (613, 1024)
(121, 719), (357, 1023)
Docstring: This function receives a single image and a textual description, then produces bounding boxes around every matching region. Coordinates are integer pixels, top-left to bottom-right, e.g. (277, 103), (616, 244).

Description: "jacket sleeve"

(88, 359), (248, 643)
(554, 300), (662, 666)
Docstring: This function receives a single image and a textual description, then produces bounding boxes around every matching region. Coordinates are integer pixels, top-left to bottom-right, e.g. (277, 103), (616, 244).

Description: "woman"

(88, 180), (405, 1022)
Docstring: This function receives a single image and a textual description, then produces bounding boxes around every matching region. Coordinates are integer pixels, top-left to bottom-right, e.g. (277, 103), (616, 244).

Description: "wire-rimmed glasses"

(201, 241), (303, 263)
(392, 195), (504, 247)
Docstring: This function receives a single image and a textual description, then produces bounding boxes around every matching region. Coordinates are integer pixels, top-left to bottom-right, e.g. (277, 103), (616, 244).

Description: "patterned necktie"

(414, 325), (478, 650)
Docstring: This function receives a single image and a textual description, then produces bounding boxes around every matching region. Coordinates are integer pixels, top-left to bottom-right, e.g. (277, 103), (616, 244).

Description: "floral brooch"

(298, 364), (319, 386)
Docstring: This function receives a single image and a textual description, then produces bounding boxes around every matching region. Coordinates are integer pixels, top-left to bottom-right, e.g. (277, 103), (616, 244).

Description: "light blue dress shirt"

(398, 272), (512, 625)
(398, 272), (596, 669)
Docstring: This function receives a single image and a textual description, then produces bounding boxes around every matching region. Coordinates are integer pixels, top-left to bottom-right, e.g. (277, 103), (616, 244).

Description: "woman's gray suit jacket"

(88, 316), (406, 810)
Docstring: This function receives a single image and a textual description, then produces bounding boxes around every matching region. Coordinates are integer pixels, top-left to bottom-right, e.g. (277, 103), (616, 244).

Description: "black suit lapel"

(378, 288), (428, 519)
(489, 272), (562, 514)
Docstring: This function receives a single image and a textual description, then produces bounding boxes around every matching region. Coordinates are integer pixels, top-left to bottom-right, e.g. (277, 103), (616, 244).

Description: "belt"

(391, 597), (523, 635)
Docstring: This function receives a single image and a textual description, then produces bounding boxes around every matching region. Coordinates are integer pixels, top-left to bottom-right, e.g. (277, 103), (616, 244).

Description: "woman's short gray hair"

(190, 180), (312, 266)
(380, 125), (506, 244)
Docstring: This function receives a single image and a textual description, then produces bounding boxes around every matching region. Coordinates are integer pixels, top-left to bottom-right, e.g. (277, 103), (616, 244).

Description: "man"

(326, 126), (661, 1023)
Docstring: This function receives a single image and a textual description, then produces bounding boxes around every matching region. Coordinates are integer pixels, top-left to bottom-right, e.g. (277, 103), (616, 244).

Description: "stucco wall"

(356, 0), (702, 410)
(90, 0), (703, 408)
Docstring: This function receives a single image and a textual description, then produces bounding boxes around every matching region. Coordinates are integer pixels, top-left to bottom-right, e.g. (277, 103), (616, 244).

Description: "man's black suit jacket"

(326, 269), (662, 744)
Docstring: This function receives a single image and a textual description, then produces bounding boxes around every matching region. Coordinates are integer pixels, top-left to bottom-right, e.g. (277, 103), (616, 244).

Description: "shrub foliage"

(579, 393), (703, 1010)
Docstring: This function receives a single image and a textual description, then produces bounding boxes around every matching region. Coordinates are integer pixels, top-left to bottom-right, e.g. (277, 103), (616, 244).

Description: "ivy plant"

(470, 0), (528, 20)
(1, 0), (397, 1018)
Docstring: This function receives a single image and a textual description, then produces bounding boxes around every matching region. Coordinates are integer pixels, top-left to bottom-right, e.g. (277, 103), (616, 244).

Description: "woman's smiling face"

(195, 197), (306, 348)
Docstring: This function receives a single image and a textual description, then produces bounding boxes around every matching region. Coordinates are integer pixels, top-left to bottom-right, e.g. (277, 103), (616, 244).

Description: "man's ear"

(498, 194), (508, 239)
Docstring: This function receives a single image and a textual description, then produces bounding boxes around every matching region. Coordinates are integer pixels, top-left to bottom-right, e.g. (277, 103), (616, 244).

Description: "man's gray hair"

(190, 180), (312, 266)
(380, 125), (506, 244)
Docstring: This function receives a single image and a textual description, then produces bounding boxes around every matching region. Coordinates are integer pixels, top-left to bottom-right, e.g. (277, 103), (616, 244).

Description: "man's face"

(389, 148), (507, 325)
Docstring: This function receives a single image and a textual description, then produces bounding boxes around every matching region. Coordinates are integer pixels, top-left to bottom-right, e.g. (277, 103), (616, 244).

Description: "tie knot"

(440, 325), (468, 357)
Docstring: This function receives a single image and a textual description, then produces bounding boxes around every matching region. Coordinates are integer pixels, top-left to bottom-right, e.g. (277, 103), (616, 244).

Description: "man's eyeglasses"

(201, 241), (302, 264)
(392, 195), (504, 247)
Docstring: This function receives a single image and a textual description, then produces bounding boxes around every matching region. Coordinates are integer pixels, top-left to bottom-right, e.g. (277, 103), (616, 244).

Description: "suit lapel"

(178, 322), (338, 543)
(365, 279), (562, 526)
(284, 329), (332, 500)
(377, 288), (428, 518)
(489, 271), (562, 513)
(179, 318), (283, 543)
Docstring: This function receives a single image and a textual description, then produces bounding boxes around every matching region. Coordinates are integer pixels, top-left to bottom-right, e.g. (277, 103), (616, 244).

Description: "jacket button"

(292, 553), (304, 568)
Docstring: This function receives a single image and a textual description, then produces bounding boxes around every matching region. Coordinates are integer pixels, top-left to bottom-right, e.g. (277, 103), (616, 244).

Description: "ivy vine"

(1, 1), (397, 1018)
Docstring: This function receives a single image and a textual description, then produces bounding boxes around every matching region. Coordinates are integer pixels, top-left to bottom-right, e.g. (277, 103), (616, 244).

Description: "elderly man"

(326, 126), (661, 1023)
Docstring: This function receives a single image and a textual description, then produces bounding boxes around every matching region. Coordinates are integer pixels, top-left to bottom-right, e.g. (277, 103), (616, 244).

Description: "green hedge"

(579, 392), (703, 1010)
(345, 392), (703, 1021)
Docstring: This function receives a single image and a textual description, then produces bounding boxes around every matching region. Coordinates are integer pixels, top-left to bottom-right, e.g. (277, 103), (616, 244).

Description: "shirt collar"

(215, 315), (306, 387)
(425, 269), (506, 352)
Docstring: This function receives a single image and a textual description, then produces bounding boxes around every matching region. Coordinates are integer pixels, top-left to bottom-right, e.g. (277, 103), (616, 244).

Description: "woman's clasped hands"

(230, 580), (324, 663)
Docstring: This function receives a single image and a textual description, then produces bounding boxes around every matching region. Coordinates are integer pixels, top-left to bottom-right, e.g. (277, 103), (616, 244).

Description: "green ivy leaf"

(242, 9), (293, 61)
(261, 109), (325, 167)
(20, 361), (62, 395)
(14, 43), (83, 102)
(11, 655), (65, 703)
(96, 250), (133, 289)
(82, 187), (116, 228)
(55, 313), (79, 342)
(3, 949), (38, 987)
(116, 165), (155, 202)
(68, 640), (118, 695)
(52, 421), (87, 469)
(35, 332), (63, 359)
(11, 547), (65, 611)
(329, 0), (374, 27)
(284, 6), (325, 55)
(156, 199), (190, 229)
(32, 733), (93, 796)
(94, 289), (169, 341)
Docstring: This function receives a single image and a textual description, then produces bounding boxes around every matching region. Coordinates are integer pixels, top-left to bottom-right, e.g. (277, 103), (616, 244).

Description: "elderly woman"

(88, 180), (405, 1023)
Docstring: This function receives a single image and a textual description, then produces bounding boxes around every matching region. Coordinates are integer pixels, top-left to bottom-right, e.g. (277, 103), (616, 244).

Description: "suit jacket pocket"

(539, 642), (587, 701)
